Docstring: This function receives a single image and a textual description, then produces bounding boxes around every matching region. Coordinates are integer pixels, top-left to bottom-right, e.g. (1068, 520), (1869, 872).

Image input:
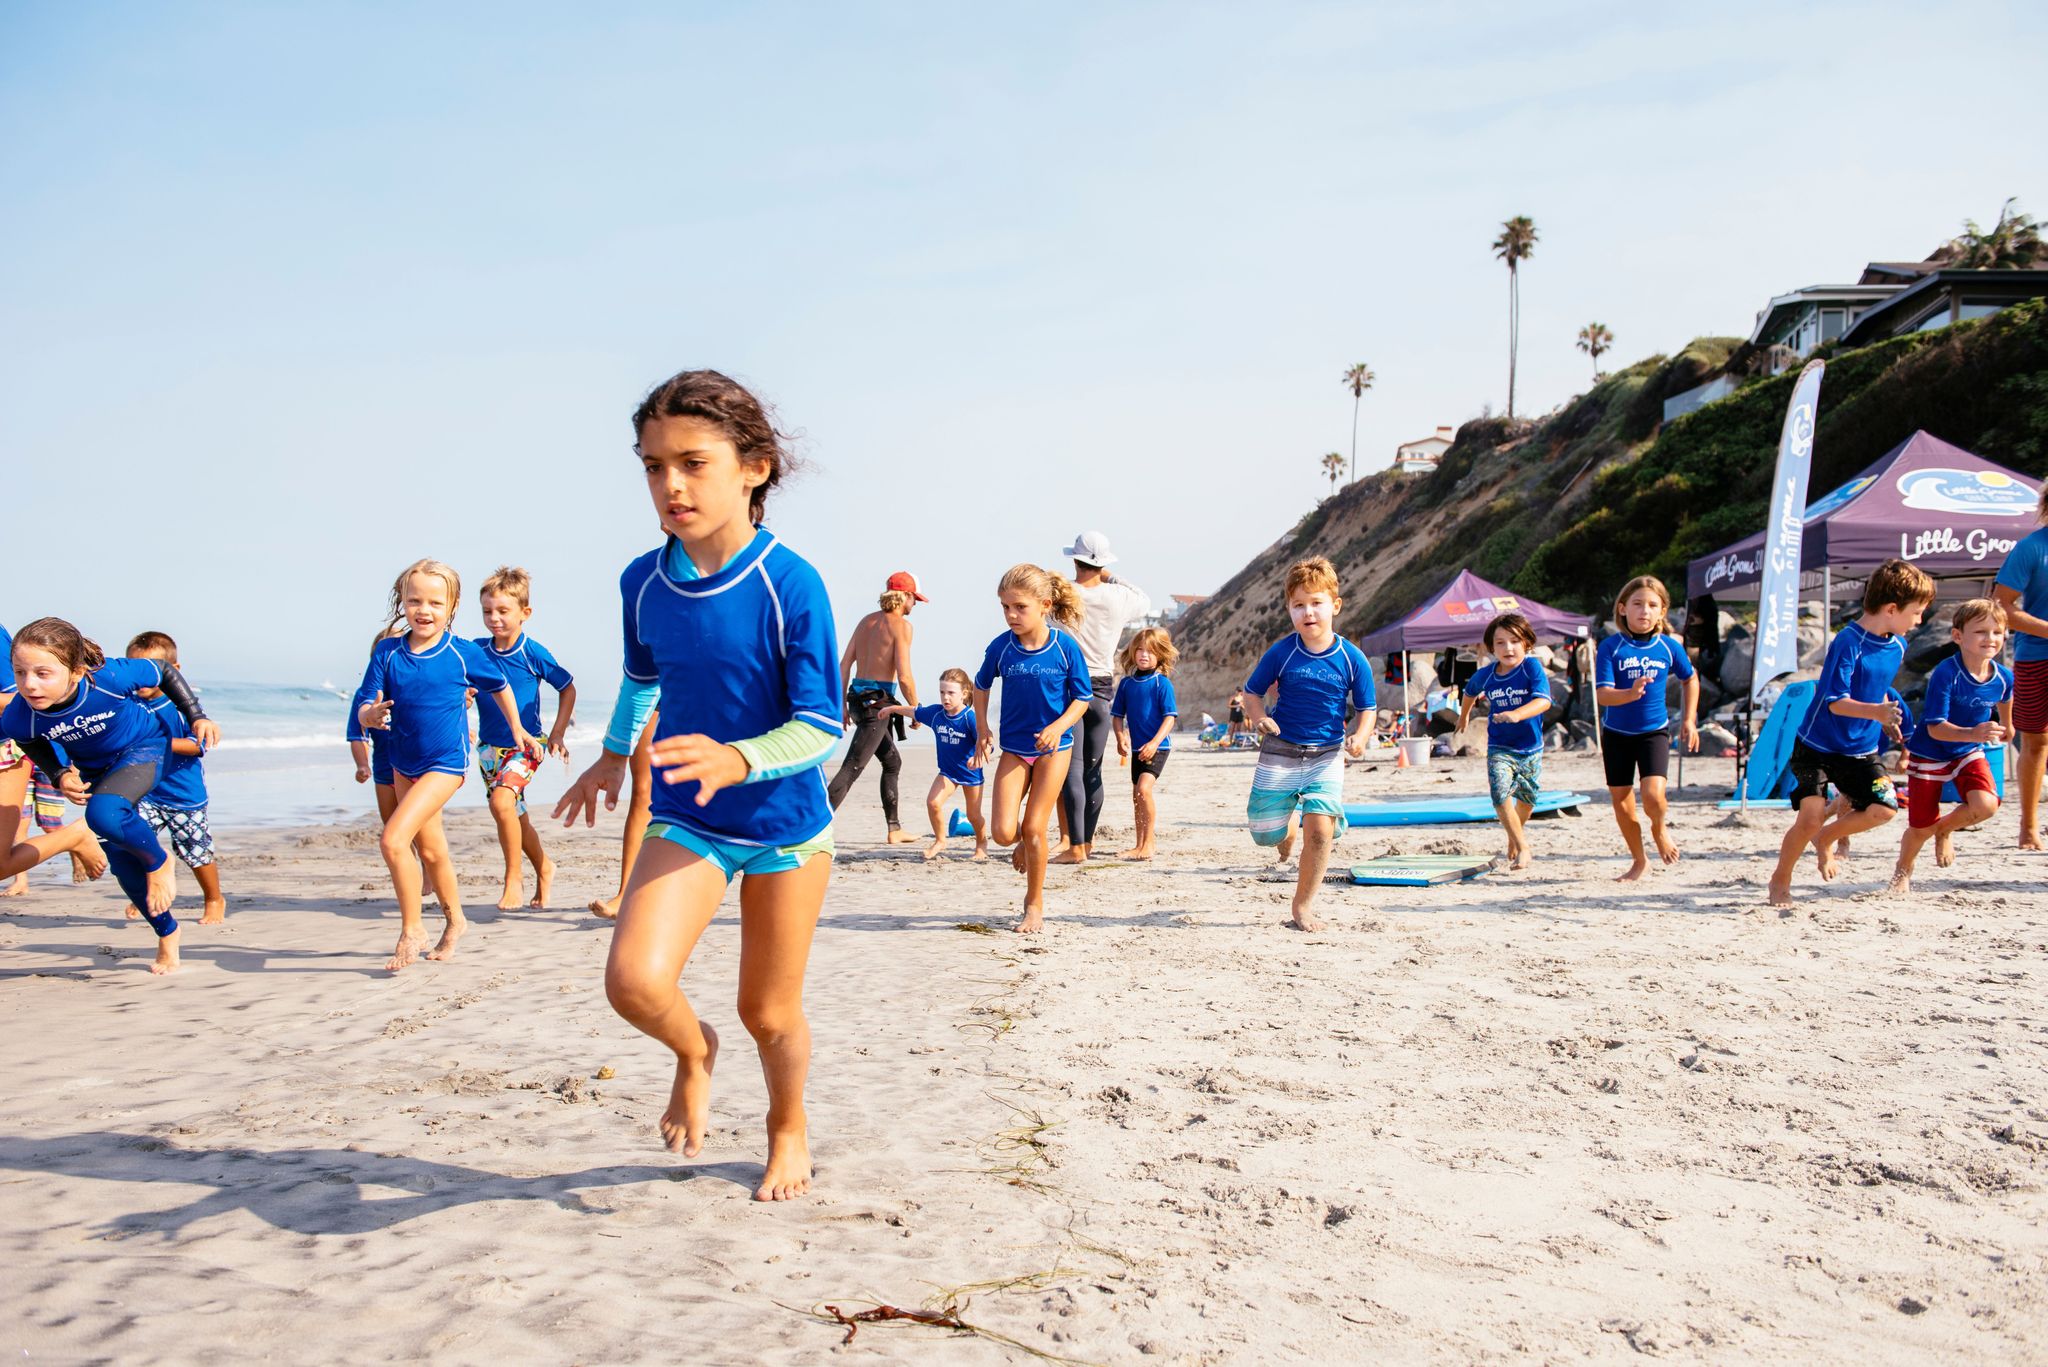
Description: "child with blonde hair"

(1594, 575), (1699, 880)
(974, 563), (1091, 932)
(880, 666), (989, 860)
(1890, 598), (2013, 892)
(1111, 626), (1178, 860)
(474, 565), (577, 909)
(1241, 557), (1375, 931)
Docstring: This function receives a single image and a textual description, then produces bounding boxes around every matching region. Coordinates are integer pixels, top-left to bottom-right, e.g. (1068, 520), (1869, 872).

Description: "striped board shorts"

(30, 766), (66, 833)
(1246, 736), (1348, 847)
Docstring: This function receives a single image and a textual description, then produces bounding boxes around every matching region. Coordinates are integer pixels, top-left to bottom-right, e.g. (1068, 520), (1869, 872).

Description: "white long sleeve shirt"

(1070, 577), (1152, 676)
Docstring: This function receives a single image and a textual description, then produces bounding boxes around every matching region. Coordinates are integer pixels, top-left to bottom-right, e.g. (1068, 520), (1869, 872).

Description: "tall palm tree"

(1950, 198), (2044, 268)
(1342, 362), (1375, 483)
(1576, 322), (1613, 381)
(1492, 215), (1539, 418)
(1321, 451), (1345, 497)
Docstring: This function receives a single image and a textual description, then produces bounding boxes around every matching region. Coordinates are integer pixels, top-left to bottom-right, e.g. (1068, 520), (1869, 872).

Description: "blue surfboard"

(1341, 791), (1592, 827)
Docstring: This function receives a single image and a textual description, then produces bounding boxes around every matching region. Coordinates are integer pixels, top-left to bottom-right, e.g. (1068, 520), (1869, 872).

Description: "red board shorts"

(2013, 659), (2048, 735)
(1906, 752), (1997, 829)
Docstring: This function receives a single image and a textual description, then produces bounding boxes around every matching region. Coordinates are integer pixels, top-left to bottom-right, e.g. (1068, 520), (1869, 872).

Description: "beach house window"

(1820, 308), (1845, 342)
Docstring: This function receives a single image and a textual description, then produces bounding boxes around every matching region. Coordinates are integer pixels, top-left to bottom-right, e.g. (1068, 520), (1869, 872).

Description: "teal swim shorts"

(646, 822), (835, 881)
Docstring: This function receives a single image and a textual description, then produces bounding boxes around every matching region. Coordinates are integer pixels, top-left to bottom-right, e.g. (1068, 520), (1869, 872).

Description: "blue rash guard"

(619, 528), (843, 847)
(1464, 658), (1550, 755)
(1242, 634), (1376, 748)
(141, 696), (209, 809)
(1111, 671), (1178, 751)
(1595, 631), (1694, 736)
(1910, 656), (2013, 765)
(1797, 622), (1907, 756)
(1996, 528), (2048, 663)
(914, 703), (985, 786)
(356, 633), (511, 778)
(975, 629), (1091, 756)
(472, 633), (573, 749)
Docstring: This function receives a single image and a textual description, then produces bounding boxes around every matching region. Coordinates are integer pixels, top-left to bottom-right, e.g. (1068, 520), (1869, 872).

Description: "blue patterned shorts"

(1486, 750), (1542, 808)
(138, 800), (216, 869)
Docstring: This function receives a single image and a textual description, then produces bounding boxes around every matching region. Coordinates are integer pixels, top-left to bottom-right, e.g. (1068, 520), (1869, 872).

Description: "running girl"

(475, 566), (577, 910)
(879, 667), (988, 861)
(1594, 576), (1700, 881)
(356, 558), (529, 972)
(0, 621), (110, 900)
(1111, 626), (1178, 860)
(3, 618), (216, 973)
(554, 369), (841, 1202)
(973, 564), (1091, 933)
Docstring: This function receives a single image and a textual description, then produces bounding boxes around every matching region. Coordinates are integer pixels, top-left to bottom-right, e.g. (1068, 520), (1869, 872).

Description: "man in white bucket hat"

(1055, 531), (1152, 863)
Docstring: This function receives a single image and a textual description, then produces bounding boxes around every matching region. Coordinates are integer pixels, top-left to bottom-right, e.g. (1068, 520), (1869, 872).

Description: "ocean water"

(193, 680), (615, 831)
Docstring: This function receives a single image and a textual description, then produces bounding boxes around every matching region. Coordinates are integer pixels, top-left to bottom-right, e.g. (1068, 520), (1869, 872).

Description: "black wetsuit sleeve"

(157, 664), (209, 725)
(19, 737), (65, 776)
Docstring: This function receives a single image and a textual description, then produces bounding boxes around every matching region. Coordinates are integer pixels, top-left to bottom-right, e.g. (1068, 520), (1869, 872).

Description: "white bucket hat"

(1062, 530), (1118, 567)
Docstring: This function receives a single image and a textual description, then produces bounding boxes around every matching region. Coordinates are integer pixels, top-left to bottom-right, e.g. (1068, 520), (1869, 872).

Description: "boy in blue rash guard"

(1594, 575), (1701, 882)
(475, 566), (578, 911)
(1891, 599), (2013, 894)
(972, 563), (1092, 933)
(1457, 613), (1552, 871)
(0, 620), (111, 898)
(124, 632), (227, 926)
(1111, 627), (1179, 861)
(554, 369), (840, 1203)
(1768, 557), (1934, 907)
(4, 617), (219, 974)
(1240, 557), (1375, 933)
(879, 667), (989, 861)
(357, 558), (531, 973)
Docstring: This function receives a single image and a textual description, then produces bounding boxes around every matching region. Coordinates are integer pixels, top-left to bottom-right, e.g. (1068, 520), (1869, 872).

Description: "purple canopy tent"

(1359, 570), (1594, 738)
(1686, 431), (2041, 605)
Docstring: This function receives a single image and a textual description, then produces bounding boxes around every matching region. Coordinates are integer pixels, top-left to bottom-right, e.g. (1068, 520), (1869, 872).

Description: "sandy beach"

(3, 743), (2044, 1364)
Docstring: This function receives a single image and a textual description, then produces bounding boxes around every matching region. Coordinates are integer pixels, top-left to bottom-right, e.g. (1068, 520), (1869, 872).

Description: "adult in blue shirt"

(1994, 515), (2048, 847)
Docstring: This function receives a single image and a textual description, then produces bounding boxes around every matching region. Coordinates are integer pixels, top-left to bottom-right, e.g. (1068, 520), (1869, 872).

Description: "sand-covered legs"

(1289, 811), (1335, 932)
(378, 770), (465, 970)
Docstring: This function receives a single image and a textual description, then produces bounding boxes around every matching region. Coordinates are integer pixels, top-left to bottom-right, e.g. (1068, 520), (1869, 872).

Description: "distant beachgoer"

(1111, 627), (1178, 861)
(357, 558), (529, 971)
(1594, 576), (1699, 882)
(1993, 503), (2048, 849)
(1227, 692), (1247, 743)
(3, 617), (218, 974)
(1765, 559), (1932, 907)
(826, 573), (925, 846)
(974, 564), (1091, 933)
(473, 566), (577, 910)
(1891, 598), (2012, 893)
(555, 368), (841, 1202)
(124, 631), (227, 925)
(1055, 532), (1151, 865)
(1458, 613), (1551, 871)
(879, 667), (988, 861)
(1240, 557), (1375, 932)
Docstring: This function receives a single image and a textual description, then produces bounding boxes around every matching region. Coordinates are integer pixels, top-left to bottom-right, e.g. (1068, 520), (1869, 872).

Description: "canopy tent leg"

(1403, 651), (1412, 738)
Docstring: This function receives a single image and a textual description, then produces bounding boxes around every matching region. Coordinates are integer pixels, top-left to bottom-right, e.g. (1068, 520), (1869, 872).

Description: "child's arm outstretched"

(1456, 693), (1480, 734)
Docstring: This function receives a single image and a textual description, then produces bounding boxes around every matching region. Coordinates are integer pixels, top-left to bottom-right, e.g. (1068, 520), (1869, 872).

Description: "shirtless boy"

(826, 572), (925, 844)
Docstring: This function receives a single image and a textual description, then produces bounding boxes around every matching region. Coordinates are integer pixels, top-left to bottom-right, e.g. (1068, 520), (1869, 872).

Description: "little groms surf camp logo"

(1896, 467), (2037, 516)
(1442, 595), (1518, 624)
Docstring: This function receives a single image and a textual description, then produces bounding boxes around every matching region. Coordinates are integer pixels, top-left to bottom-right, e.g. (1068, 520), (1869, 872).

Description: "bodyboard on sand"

(1350, 854), (1497, 886)
(948, 809), (973, 837)
(1342, 791), (1591, 827)
(1740, 680), (1814, 802)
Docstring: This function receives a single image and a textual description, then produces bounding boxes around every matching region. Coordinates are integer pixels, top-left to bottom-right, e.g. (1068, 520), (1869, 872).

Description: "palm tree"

(1342, 362), (1375, 483)
(1576, 322), (1613, 381)
(1492, 215), (1539, 418)
(1321, 451), (1345, 497)
(1949, 198), (2044, 268)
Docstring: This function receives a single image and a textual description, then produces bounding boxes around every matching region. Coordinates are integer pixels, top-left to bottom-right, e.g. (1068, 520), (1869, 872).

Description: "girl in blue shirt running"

(1111, 627), (1179, 861)
(554, 369), (842, 1203)
(1593, 576), (1700, 882)
(973, 564), (1092, 934)
(356, 558), (530, 972)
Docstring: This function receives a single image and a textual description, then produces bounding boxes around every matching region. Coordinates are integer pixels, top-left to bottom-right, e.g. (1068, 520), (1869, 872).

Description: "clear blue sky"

(4, 1), (2041, 691)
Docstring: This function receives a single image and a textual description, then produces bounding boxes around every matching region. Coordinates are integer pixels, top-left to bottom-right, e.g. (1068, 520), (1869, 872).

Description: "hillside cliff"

(1173, 299), (2048, 707)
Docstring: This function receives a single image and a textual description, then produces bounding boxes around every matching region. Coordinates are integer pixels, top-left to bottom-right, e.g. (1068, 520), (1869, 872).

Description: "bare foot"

(1, 874), (25, 898)
(1887, 863), (1912, 895)
(1510, 851), (1532, 871)
(199, 899), (226, 925)
(385, 931), (427, 973)
(1276, 833), (1297, 863)
(969, 844), (989, 862)
(126, 904), (141, 919)
(1934, 829), (1956, 868)
(922, 837), (946, 862)
(886, 829), (921, 845)
(1766, 876), (1794, 907)
(1015, 907), (1045, 934)
(1010, 846), (1027, 874)
(144, 861), (176, 917)
(1653, 830), (1680, 866)
(1051, 846), (1088, 865)
(659, 1021), (720, 1156)
(72, 841), (108, 882)
(531, 858), (555, 908)
(1120, 847), (1154, 861)
(755, 1124), (812, 1201)
(495, 879), (524, 911)
(1814, 841), (1840, 882)
(150, 929), (181, 975)
(423, 912), (467, 961)
(589, 895), (620, 921)
(2021, 829), (2045, 851)
(1288, 908), (1326, 932)
(1836, 833), (1852, 855)
(1615, 858), (1649, 883)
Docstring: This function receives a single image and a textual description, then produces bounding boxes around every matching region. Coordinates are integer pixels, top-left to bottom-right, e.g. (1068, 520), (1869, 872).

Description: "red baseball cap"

(886, 571), (929, 602)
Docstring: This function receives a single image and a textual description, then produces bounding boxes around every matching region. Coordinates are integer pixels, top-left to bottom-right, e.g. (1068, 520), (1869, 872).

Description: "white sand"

(2, 745), (2044, 1363)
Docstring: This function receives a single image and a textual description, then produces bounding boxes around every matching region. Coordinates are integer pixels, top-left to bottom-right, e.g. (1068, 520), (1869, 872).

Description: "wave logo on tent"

(1896, 467), (2037, 516)
(1801, 475), (1875, 523)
